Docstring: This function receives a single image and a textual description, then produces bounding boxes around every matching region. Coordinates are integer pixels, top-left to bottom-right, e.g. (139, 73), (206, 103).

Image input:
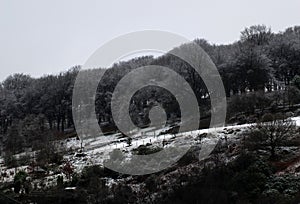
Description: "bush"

(14, 171), (28, 193)
(177, 146), (200, 166)
(237, 114), (247, 124)
(36, 144), (63, 167)
(18, 154), (32, 166)
(109, 149), (124, 161)
(261, 113), (274, 122)
(4, 153), (18, 168)
(288, 86), (300, 106)
(81, 165), (119, 180)
(145, 175), (158, 192)
(274, 112), (286, 120)
(132, 145), (163, 155)
(163, 154), (273, 204)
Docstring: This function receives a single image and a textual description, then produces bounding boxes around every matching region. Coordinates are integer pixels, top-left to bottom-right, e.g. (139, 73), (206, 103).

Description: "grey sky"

(1, 0), (300, 81)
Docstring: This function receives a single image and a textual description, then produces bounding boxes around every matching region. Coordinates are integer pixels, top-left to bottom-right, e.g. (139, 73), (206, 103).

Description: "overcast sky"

(0, 0), (300, 81)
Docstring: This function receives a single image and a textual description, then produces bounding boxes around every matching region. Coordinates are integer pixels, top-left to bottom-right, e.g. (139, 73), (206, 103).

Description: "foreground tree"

(245, 117), (296, 159)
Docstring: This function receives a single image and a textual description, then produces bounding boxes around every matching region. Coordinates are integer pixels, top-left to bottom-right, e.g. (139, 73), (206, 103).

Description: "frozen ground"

(0, 116), (299, 188)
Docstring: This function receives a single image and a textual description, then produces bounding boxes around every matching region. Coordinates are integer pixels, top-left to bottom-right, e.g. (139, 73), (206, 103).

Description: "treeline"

(1, 25), (300, 154)
(0, 69), (78, 153)
(207, 25), (300, 95)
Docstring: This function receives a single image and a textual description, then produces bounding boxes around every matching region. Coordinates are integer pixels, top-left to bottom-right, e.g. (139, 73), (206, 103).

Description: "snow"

(0, 116), (299, 188)
(292, 116), (300, 126)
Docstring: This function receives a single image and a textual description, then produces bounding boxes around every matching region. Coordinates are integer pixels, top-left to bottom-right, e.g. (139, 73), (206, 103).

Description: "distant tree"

(292, 75), (300, 89)
(3, 74), (33, 96)
(241, 25), (272, 46)
(235, 46), (272, 92)
(5, 122), (24, 154)
(287, 86), (300, 107)
(20, 114), (47, 149)
(219, 62), (240, 96)
(268, 27), (300, 86)
(254, 91), (272, 113)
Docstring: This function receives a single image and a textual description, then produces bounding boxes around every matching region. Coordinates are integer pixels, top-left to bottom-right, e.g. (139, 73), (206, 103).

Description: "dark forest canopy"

(1, 25), (300, 154)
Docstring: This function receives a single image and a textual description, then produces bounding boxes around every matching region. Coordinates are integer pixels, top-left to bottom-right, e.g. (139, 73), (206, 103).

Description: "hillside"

(0, 25), (300, 203)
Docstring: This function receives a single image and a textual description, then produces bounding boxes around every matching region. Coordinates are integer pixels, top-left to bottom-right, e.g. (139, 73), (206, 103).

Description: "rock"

(227, 129), (234, 134)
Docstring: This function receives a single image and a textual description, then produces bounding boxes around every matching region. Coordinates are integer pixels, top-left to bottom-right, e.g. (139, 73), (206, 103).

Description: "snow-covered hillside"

(0, 116), (299, 189)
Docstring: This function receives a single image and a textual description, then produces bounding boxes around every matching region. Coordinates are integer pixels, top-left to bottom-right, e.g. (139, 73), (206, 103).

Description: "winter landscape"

(0, 24), (300, 203)
(2, 1), (300, 203)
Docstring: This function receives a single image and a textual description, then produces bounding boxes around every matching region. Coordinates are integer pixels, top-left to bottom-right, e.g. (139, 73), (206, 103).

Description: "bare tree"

(245, 117), (296, 159)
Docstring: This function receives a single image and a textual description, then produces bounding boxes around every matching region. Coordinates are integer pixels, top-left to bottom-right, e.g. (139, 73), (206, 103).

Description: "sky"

(0, 0), (300, 81)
